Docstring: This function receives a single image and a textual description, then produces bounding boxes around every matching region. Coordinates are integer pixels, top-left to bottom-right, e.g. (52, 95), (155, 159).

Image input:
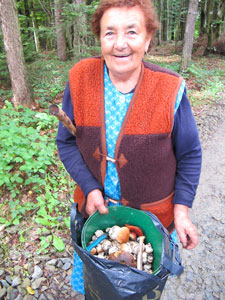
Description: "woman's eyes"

(128, 30), (137, 35)
(105, 31), (114, 36)
(105, 31), (137, 37)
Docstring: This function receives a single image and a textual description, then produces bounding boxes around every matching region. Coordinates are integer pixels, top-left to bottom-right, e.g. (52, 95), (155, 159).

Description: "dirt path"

(161, 115), (225, 300)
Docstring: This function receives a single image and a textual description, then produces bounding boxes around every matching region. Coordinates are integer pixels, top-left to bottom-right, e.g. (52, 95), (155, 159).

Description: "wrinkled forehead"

(100, 6), (146, 31)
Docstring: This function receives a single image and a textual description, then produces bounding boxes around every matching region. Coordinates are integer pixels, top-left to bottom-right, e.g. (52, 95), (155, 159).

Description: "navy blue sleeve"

(172, 90), (202, 207)
(56, 82), (103, 197)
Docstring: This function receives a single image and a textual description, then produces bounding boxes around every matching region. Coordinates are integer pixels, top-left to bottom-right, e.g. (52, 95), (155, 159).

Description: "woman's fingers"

(174, 204), (199, 250)
(86, 189), (108, 215)
(185, 225), (199, 249)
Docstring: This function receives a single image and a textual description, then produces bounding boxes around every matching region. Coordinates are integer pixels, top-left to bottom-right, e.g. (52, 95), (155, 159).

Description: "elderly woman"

(56, 0), (202, 294)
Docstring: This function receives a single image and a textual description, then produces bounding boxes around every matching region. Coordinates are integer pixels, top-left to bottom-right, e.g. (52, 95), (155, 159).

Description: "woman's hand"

(174, 204), (198, 250)
(86, 189), (109, 216)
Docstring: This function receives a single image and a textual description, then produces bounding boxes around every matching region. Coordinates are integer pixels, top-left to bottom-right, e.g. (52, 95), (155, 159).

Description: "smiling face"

(100, 6), (151, 81)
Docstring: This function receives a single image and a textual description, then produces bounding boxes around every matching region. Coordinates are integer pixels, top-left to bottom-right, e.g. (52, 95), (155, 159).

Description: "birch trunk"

(30, 0), (40, 52)
(0, 0), (33, 106)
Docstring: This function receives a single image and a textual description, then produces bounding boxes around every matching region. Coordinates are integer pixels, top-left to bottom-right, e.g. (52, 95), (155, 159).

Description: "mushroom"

(98, 252), (105, 259)
(143, 264), (152, 272)
(108, 226), (130, 244)
(147, 255), (154, 263)
(91, 235), (98, 241)
(108, 226), (121, 240)
(109, 251), (137, 268)
(96, 244), (103, 254)
(125, 224), (144, 236)
(108, 246), (120, 255)
(120, 243), (132, 254)
(137, 236), (145, 270)
(116, 227), (130, 244)
(111, 240), (121, 248)
(129, 232), (137, 240)
(95, 230), (104, 238)
(142, 252), (148, 264)
(90, 247), (97, 255)
(145, 243), (153, 254)
(131, 242), (141, 255)
(101, 240), (111, 253)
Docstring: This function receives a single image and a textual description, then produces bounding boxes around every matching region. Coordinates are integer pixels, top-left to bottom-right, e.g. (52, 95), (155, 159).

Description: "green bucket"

(81, 206), (163, 275)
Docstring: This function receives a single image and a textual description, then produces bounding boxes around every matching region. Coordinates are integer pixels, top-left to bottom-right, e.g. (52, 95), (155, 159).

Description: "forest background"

(0, 0), (224, 260)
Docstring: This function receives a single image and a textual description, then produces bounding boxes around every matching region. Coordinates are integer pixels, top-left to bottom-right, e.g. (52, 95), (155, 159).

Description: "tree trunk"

(162, 0), (167, 41)
(222, 15), (225, 40)
(180, 0), (199, 72)
(0, 0), (33, 106)
(73, 0), (86, 55)
(171, 0), (176, 41)
(166, 0), (169, 41)
(54, 0), (67, 61)
(212, 0), (225, 41)
(158, 0), (163, 45)
(180, 0), (189, 40)
(199, 0), (207, 35)
(23, 0), (31, 30)
(206, 0), (215, 47)
(30, 0), (40, 52)
(175, 0), (183, 52)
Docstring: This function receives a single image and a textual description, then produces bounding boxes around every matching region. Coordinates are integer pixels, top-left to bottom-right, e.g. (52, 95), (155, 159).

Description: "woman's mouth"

(113, 54), (131, 58)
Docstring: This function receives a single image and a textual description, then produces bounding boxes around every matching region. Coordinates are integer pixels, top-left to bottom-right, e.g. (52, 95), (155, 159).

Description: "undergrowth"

(147, 54), (225, 107)
(27, 52), (75, 108)
(0, 101), (74, 254)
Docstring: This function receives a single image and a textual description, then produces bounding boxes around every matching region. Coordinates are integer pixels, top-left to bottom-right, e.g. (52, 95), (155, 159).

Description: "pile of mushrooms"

(87, 224), (154, 273)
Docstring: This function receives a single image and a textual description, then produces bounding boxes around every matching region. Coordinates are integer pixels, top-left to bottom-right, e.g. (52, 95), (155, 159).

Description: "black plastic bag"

(71, 203), (183, 300)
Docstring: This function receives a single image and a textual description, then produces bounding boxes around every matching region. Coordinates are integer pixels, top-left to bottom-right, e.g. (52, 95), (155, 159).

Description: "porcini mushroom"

(116, 227), (130, 244)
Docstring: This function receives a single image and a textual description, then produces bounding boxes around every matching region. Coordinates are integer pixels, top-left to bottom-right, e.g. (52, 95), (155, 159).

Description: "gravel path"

(0, 95), (224, 300)
(161, 95), (225, 300)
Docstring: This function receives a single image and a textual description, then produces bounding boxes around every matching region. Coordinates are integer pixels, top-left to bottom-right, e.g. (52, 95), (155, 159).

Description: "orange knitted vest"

(69, 57), (183, 232)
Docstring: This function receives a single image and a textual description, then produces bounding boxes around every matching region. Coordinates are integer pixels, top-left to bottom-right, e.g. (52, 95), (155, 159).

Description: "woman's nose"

(114, 33), (127, 49)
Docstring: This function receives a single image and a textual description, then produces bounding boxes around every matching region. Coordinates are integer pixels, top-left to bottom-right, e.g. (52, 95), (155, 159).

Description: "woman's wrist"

(174, 204), (189, 217)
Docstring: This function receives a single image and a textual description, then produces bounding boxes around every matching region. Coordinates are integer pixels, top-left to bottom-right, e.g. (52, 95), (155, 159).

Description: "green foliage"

(62, 1), (100, 58)
(37, 233), (65, 254)
(0, 100), (73, 253)
(26, 52), (73, 107)
(146, 55), (181, 73)
(183, 58), (225, 107)
(53, 234), (65, 252)
(0, 101), (56, 194)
